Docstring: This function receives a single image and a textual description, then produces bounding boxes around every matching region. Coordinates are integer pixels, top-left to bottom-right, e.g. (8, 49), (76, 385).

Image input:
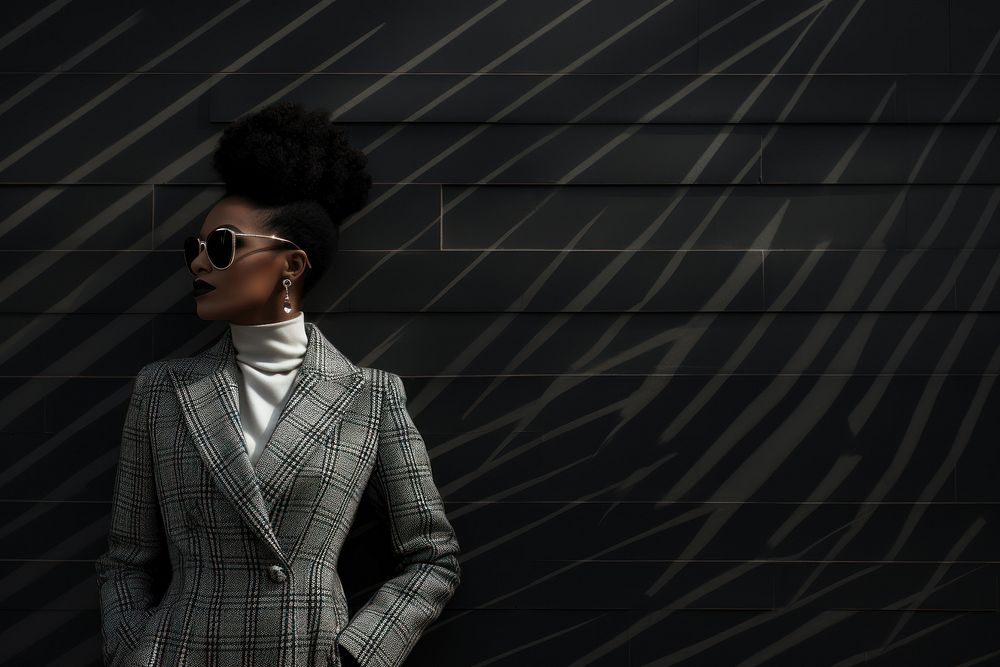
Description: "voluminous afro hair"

(210, 100), (372, 299)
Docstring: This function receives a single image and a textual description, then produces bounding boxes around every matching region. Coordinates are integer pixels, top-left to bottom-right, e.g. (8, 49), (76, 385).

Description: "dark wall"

(1, 0), (999, 665)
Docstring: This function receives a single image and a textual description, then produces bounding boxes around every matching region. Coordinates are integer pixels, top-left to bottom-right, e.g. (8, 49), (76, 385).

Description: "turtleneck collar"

(229, 312), (308, 374)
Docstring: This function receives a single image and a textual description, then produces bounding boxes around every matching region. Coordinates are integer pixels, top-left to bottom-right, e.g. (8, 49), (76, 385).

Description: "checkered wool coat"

(95, 321), (461, 667)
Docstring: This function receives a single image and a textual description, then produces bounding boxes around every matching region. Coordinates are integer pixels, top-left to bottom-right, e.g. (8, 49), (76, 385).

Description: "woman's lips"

(192, 280), (216, 297)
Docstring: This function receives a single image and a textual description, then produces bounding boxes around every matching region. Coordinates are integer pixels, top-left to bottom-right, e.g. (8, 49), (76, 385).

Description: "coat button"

(267, 564), (287, 583)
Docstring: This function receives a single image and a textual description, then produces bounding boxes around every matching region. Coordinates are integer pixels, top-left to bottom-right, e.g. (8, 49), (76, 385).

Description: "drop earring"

(282, 278), (293, 314)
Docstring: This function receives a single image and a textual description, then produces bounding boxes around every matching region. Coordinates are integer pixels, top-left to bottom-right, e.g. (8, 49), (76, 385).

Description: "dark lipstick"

(192, 278), (216, 297)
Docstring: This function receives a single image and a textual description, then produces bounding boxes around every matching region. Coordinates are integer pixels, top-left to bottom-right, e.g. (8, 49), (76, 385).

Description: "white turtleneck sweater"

(229, 312), (308, 466)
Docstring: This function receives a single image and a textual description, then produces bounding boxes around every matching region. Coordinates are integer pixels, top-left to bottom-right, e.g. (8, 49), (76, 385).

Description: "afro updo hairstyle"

(210, 100), (372, 299)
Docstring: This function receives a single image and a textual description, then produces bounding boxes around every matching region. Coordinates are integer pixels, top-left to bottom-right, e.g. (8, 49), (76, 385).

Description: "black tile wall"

(2, 0), (999, 665)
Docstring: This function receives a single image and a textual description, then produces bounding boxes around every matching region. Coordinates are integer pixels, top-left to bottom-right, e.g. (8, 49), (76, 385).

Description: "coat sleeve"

(94, 363), (165, 665)
(336, 371), (462, 667)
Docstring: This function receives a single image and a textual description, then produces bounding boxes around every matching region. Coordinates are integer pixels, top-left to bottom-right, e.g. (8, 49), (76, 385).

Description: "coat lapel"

(168, 320), (366, 566)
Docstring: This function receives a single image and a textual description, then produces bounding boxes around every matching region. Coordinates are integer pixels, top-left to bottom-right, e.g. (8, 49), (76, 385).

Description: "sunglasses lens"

(206, 229), (234, 269)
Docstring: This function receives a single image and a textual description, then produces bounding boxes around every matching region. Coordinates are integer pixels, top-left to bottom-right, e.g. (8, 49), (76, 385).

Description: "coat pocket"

(320, 600), (345, 667)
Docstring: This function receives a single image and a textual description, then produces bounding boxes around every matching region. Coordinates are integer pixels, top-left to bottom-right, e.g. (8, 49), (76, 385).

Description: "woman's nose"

(189, 241), (212, 274)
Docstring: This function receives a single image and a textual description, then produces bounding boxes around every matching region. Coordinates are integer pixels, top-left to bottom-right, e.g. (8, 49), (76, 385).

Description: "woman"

(95, 101), (461, 667)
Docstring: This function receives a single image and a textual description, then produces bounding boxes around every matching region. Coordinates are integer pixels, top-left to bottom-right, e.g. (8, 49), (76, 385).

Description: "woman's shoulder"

(127, 360), (172, 396)
(358, 366), (403, 391)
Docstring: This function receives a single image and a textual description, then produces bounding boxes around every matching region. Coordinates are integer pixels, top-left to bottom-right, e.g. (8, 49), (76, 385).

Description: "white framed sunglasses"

(184, 227), (313, 274)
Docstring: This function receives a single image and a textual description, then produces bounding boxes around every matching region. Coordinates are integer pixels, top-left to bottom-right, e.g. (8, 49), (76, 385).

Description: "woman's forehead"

(201, 197), (264, 236)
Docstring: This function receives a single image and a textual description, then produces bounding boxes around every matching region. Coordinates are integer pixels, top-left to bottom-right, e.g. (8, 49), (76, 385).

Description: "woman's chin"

(194, 302), (226, 321)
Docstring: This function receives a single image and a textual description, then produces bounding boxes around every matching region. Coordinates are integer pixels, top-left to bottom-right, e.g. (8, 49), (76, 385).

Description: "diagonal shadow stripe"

(613, 11), (1000, 667)
(867, 521), (989, 662)
(306, 7), (992, 664)
(352, 0), (718, 386)
(612, 31), (996, 667)
(955, 646), (1000, 667)
(590, 516), (988, 667)
(0, 0), (73, 54)
(0, 187), (221, 431)
(434, 0), (948, 664)
(338, 18), (868, 664)
(354, 2), (829, 514)
(770, 18), (1000, 613)
(457, 4), (828, 469)
(327, 0), (663, 317)
(0, 9), (143, 119)
(645, 0), (929, 590)
(351, 0), (820, 431)
(0, 1), (252, 177)
(0, 512), (119, 663)
(415, 0), (837, 523)
(417, 323), (699, 500)
(730, 517), (986, 667)
(831, 614), (965, 667)
(326, 3), (998, 663)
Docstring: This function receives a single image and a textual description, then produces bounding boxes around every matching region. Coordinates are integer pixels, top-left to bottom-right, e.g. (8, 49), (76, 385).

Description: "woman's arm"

(336, 371), (462, 667)
(94, 363), (165, 664)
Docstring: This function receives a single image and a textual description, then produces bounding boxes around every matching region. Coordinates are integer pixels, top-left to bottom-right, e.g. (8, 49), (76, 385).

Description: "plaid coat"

(95, 321), (461, 667)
